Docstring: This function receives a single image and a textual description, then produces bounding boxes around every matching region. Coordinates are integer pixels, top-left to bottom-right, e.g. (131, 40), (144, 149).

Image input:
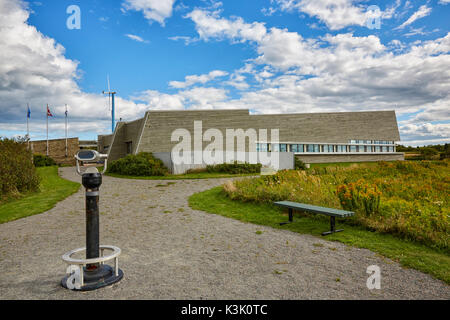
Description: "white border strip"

(134, 112), (149, 155)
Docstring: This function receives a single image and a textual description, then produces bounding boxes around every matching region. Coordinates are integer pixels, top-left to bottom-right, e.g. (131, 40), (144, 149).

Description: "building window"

(126, 141), (132, 154)
(280, 144), (287, 152)
(306, 144), (313, 152)
(292, 144), (304, 153)
(259, 143), (268, 152)
(350, 145), (357, 152)
(272, 144), (280, 152)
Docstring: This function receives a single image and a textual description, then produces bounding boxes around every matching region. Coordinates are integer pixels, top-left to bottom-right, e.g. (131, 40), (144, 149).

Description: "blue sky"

(0, 0), (449, 145)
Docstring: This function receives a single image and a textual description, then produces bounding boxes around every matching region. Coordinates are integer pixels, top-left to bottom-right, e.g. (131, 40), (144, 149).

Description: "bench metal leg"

(321, 216), (344, 236)
(280, 208), (294, 225)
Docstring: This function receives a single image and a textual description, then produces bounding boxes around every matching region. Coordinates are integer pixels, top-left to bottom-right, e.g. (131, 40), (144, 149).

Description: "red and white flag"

(47, 105), (53, 117)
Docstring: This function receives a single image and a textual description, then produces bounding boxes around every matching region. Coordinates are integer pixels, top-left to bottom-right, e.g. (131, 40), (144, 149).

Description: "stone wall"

(30, 138), (79, 165)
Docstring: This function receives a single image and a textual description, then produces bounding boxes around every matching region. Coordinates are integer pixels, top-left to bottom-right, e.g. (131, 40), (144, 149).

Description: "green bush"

(0, 137), (40, 201)
(33, 154), (56, 167)
(107, 152), (169, 176)
(294, 157), (307, 170)
(206, 161), (262, 174)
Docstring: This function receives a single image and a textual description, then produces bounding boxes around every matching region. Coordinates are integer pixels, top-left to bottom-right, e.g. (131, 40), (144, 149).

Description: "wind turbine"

(102, 74), (117, 133)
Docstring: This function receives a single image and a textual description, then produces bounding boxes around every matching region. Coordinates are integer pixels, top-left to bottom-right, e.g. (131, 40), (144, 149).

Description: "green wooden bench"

(274, 201), (354, 236)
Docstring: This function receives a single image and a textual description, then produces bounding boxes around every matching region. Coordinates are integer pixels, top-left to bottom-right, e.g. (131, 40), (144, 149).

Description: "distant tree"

(420, 147), (439, 160)
(440, 144), (450, 160)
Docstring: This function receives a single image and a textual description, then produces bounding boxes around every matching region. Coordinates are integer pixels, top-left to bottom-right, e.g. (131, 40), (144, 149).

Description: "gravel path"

(0, 167), (448, 299)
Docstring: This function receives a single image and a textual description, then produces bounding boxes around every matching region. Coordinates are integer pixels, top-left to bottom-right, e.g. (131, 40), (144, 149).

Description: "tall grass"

(223, 160), (450, 250)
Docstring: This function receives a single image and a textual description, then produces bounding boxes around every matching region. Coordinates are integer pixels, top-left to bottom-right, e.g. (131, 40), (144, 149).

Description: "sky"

(0, 0), (449, 146)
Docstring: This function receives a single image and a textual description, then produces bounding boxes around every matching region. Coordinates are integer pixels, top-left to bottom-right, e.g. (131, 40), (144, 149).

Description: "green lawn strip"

(0, 166), (80, 224)
(188, 186), (450, 284)
(105, 171), (258, 180)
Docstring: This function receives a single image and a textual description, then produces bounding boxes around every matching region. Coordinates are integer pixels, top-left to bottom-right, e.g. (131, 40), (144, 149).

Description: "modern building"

(98, 109), (404, 171)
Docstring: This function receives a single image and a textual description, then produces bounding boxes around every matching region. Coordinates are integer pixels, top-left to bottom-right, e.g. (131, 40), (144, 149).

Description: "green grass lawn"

(105, 171), (258, 180)
(0, 166), (80, 224)
(189, 186), (450, 284)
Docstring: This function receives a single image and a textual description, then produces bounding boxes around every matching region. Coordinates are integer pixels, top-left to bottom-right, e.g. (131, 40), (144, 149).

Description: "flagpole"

(46, 104), (49, 156)
(26, 103), (30, 149)
(65, 104), (68, 157)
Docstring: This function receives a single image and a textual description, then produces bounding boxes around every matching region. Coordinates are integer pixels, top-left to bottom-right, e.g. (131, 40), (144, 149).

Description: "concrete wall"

(30, 138), (79, 165)
(295, 153), (405, 164)
(97, 134), (113, 153)
(153, 151), (294, 174)
(107, 122), (128, 161)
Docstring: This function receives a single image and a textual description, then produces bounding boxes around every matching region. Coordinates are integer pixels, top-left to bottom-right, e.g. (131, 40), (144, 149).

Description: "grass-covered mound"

(0, 137), (40, 202)
(107, 152), (169, 176)
(223, 160), (449, 250)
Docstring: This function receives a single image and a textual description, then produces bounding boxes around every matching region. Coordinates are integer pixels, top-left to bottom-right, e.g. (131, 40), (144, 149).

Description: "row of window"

(256, 143), (396, 153)
(349, 140), (394, 145)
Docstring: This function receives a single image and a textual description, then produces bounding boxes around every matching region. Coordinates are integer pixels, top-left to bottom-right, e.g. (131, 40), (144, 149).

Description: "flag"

(47, 105), (53, 117)
(27, 106), (31, 118)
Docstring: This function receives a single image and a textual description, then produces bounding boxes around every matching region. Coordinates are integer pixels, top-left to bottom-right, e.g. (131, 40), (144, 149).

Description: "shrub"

(206, 161), (262, 174)
(107, 152), (169, 176)
(336, 179), (381, 216)
(294, 158), (307, 170)
(0, 137), (40, 201)
(33, 154), (57, 167)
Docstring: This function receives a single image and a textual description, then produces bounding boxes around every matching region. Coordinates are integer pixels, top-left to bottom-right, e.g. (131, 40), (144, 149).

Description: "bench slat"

(274, 201), (354, 217)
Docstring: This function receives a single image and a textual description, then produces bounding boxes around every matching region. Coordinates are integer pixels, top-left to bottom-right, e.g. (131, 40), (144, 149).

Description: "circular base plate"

(61, 265), (123, 291)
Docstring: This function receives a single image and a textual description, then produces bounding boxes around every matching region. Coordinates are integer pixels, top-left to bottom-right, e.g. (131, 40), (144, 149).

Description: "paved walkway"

(0, 167), (448, 299)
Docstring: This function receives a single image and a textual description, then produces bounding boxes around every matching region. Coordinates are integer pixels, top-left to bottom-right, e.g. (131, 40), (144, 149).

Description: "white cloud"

(0, 0), (146, 139)
(122, 0), (176, 26)
(186, 9), (267, 42)
(176, 9), (450, 144)
(125, 33), (149, 43)
(396, 5), (432, 29)
(269, 0), (398, 30)
(169, 70), (228, 89)
(133, 87), (229, 110)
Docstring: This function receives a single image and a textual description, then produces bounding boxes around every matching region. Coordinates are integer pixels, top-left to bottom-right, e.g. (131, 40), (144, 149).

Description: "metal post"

(330, 216), (335, 233)
(288, 208), (293, 222)
(111, 93), (115, 133)
(85, 187), (100, 270)
(46, 105), (49, 156)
